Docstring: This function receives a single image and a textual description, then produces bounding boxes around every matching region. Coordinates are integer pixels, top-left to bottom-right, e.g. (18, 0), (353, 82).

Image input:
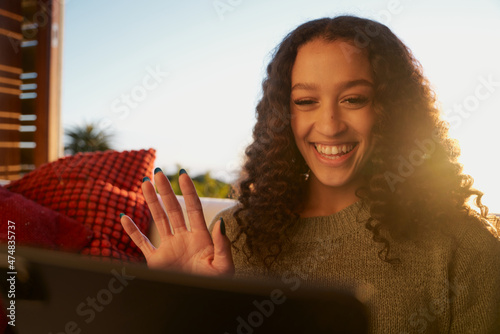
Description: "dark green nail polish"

(142, 176), (150, 182)
(154, 167), (162, 174)
(120, 213), (125, 218)
(179, 168), (187, 176)
(220, 217), (226, 236)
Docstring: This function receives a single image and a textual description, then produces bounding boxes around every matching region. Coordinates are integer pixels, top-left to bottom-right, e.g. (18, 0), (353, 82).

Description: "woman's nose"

(315, 103), (347, 137)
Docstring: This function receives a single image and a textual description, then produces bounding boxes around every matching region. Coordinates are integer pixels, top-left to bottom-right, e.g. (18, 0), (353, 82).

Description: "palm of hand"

(147, 230), (223, 276)
(121, 169), (234, 277)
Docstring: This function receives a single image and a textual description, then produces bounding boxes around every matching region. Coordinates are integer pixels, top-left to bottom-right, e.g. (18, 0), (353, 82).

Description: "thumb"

(212, 218), (235, 276)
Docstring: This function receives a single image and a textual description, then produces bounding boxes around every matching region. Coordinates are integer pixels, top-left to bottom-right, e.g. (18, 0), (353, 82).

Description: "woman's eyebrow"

(291, 82), (319, 91)
(340, 79), (374, 90)
(291, 79), (374, 92)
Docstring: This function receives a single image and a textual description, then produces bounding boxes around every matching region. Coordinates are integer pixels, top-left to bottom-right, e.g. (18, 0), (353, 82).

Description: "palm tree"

(64, 122), (113, 155)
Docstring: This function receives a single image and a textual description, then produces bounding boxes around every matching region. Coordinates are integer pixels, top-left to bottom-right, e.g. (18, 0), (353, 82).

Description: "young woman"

(121, 16), (500, 333)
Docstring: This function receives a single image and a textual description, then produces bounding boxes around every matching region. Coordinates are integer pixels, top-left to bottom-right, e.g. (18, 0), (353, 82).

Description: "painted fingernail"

(220, 217), (226, 236)
(142, 176), (150, 182)
(120, 213), (125, 218)
(179, 168), (187, 176)
(154, 167), (162, 174)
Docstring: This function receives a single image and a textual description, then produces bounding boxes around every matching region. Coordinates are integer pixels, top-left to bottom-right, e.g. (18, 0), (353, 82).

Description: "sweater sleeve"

(449, 218), (500, 333)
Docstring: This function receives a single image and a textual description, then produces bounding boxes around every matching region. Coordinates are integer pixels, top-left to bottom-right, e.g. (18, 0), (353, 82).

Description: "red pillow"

(6, 149), (155, 262)
(0, 186), (93, 251)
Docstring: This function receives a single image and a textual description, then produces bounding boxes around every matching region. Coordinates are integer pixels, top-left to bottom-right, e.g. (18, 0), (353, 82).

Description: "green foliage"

(64, 122), (113, 155)
(164, 168), (232, 199)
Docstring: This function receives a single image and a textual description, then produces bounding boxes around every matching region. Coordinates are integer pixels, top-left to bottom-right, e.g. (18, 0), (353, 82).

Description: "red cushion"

(0, 186), (93, 251)
(6, 149), (155, 262)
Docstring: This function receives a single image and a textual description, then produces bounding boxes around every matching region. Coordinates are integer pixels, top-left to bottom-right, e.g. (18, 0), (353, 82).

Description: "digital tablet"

(0, 246), (368, 334)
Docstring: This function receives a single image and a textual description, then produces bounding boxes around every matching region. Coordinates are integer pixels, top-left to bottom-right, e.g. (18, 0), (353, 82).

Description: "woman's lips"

(312, 142), (359, 165)
(314, 143), (357, 156)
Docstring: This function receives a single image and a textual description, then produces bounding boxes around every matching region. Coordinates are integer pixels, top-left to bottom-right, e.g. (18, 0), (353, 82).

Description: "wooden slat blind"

(0, 0), (63, 181)
(0, 1), (23, 180)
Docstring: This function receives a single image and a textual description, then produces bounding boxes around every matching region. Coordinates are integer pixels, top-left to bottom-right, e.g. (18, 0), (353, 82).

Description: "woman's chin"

(311, 171), (359, 190)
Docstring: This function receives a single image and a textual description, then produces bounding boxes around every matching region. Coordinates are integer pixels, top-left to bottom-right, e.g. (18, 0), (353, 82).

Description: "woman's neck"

(300, 175), (363, 218)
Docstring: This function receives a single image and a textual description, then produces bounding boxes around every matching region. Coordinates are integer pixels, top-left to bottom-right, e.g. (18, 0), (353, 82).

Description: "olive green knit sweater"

(211, 201), (500, 333)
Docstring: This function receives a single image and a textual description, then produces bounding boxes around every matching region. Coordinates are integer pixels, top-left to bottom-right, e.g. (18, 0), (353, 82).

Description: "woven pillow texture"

(6, 149), (155, 262)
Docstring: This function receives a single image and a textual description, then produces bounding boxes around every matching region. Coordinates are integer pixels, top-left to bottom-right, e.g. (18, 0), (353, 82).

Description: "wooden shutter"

(0, 1), (23, 180)
(0, 0), (63, 181)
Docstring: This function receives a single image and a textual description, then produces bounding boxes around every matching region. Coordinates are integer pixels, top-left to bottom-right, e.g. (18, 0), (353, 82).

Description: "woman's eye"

(293, 99), (317, 106)
(342, 96), (369, 106)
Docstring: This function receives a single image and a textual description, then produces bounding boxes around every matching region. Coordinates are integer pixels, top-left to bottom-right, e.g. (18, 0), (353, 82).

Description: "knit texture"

(211, 201), (500, 333)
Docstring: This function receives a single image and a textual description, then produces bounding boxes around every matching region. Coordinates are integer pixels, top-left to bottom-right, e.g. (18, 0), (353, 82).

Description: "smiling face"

(290, 38), (375, 191)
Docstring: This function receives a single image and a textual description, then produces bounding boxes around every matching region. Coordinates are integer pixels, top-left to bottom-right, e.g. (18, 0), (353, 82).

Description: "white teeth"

(315, 144), (355, 156)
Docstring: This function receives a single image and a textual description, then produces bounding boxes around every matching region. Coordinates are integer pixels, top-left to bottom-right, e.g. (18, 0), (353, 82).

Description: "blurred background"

(60, 0), (500, 208)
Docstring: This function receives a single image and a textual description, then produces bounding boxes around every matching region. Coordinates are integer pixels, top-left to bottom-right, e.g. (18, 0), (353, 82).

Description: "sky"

(62, 0), (500, 212)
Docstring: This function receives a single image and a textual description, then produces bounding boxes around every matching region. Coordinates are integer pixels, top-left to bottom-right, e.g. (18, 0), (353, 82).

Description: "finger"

(211, 218), (235, 276)
(141, 176), (172, 239)
(120, 214), (155, 259)
(154, 168), (188, 232)
(178, 169), (207, 233)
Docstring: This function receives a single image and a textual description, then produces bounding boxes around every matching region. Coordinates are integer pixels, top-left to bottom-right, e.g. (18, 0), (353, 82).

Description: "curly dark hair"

(233, 15), (499, 268)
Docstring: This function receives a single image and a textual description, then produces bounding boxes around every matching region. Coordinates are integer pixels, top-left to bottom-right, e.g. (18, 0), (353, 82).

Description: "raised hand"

(120, 168), (234, 276)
